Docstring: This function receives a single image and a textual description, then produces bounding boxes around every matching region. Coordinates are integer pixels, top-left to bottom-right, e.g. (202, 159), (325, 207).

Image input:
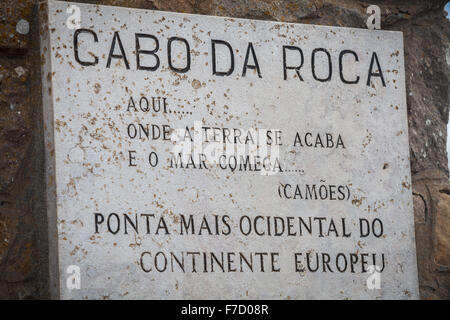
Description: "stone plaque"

(40, 0), (419, 299)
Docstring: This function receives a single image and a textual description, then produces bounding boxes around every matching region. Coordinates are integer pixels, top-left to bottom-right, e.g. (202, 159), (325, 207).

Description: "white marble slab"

(40, 0), (418, 299)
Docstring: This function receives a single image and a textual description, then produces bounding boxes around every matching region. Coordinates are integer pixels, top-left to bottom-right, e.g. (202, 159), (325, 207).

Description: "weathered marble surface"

(40, 0), (418, 299)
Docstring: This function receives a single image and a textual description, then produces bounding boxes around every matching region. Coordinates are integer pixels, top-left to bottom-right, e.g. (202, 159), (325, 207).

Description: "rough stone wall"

(0, 0), (448, 299)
